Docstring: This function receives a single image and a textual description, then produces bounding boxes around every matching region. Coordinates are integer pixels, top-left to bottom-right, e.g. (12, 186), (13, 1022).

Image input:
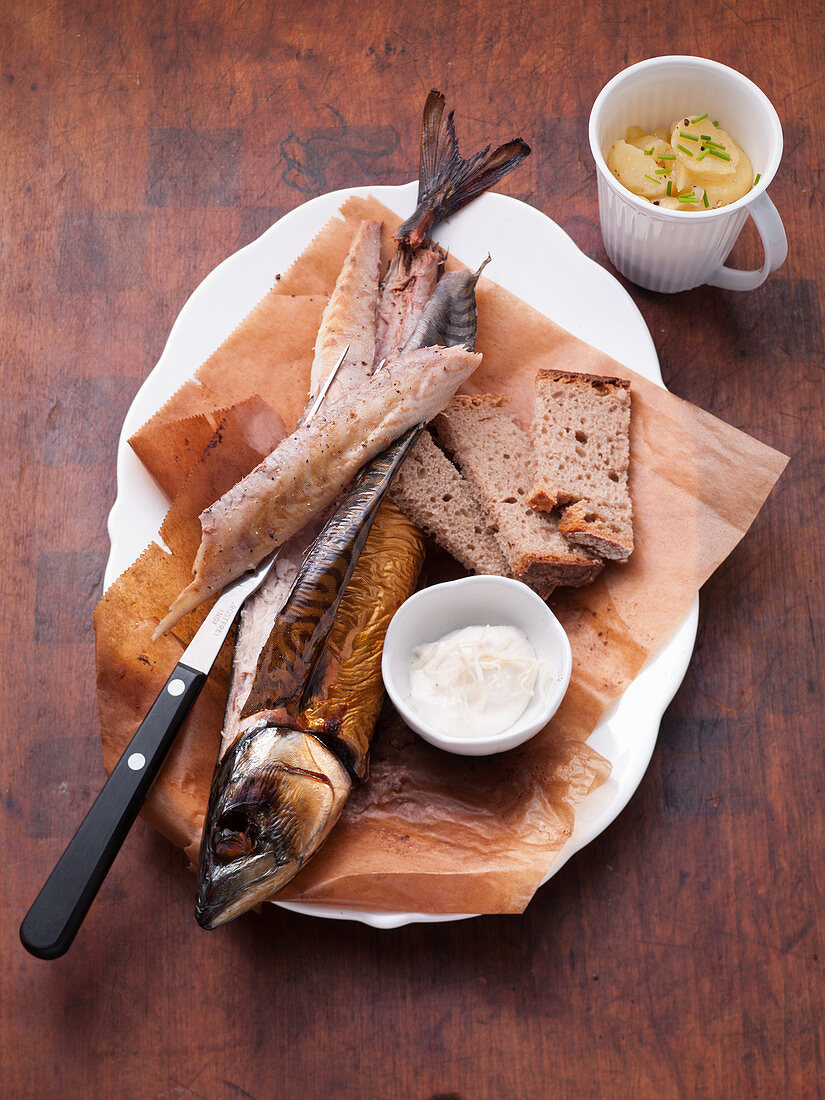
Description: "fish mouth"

(196, 726), (351, 930)
(196, 854), (294, 930)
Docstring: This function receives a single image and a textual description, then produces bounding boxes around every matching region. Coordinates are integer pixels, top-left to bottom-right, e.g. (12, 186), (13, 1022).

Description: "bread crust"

(526, 488), (557, 513)
(536, 368), (631, 391)
(512, 550), (605, 589)
(558, 501), (633, 562)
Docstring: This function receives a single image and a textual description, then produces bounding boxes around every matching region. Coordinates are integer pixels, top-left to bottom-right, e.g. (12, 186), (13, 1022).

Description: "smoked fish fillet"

(373, 243), (442, 366)
(155, 345), (481, 637)
(309, 220), (381, 404)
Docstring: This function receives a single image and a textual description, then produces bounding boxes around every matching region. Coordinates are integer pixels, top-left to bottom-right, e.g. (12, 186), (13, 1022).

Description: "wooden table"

(3, 2), (821, 1096)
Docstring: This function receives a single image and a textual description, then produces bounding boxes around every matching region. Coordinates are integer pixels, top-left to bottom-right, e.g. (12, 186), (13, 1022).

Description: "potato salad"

(607, 113), (755, 211)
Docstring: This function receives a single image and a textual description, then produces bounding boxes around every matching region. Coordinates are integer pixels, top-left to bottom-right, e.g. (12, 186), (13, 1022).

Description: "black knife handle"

(19, 662), (206, 959)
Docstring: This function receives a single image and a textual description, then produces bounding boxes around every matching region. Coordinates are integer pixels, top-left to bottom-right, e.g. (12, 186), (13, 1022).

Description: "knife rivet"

(167, 678), (186, 697)
(127, 753), (146, 771)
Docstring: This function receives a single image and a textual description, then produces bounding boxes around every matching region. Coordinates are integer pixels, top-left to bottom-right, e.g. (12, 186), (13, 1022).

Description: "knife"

(20, 344), (350, 959)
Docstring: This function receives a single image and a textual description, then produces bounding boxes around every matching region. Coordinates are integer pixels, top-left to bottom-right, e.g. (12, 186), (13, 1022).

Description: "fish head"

(196, 723), (351, 929)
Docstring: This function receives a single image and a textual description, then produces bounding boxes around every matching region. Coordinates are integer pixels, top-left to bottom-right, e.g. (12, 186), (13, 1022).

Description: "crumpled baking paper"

(95, 196), (787, 914)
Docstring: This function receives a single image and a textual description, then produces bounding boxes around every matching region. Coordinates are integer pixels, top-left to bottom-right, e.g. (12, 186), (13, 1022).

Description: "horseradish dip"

(408, 624), (544, 739)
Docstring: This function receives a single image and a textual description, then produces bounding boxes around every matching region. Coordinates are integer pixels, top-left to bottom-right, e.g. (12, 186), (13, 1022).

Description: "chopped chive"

(708, 148), (731, 161)
(644, 147), (655, 155)
(677, 193), (699, 203)
(700, 134), (712, 141)
(712, 119), (719, 126)
(691, 113), (708, 123)
(658, 153), (676, 159)
(666, 180), (672, 196)
(696, 150), (708, 161)
(704, 139), (726, 149)
(644, 174), (660, 184)
(655, 168), (668, 175)
(702, 190), (709, 208)
(676, 143), (695, 158)
(754, 172), (762, 185)
(679, 131), (700, 141)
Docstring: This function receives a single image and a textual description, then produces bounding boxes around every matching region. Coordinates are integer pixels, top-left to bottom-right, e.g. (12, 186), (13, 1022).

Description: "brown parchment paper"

(96, 196), (788, 915)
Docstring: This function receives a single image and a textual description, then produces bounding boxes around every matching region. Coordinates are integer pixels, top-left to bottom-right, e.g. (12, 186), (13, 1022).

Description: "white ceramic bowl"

(381, 576), (572, 756)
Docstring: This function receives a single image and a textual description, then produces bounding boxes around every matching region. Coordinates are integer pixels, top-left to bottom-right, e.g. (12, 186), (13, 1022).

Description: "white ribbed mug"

(589, 56), (787, 293)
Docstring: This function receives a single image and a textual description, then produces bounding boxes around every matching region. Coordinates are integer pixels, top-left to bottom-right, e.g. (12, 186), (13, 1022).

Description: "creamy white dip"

(408, 624), (544, 739)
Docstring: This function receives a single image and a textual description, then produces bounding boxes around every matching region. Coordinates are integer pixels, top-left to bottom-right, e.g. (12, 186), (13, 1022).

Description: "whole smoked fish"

(197, 230), (501, 929)
(193, 91), (530, 926)
(196, 446), (424, 928)
(156, 89), (530, 639)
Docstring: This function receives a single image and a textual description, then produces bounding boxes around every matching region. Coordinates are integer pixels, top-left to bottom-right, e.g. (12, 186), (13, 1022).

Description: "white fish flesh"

(155, 345), (480, 636)
(308, 220), (382, 405)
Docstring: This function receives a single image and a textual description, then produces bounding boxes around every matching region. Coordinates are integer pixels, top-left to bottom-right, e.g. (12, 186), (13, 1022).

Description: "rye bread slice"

(390, 430), (511, 578)
(528, 369), (633, 562)
(432, 395), (603, 593)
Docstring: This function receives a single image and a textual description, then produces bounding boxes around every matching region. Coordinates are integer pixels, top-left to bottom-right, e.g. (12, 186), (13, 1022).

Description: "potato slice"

(671, 119), (742, 177)
(607, 140), (666, 199)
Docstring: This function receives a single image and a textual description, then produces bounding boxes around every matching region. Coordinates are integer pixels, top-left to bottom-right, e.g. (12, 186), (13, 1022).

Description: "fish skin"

(219, 522), (321, 760)
(235, 431), (419, 733)
(155, 345), (480, 637)
(299, 500), (425, 778)
(401, 257), (490, 354)
(221, 222), (384, 760)
(308, 220), (382, 405)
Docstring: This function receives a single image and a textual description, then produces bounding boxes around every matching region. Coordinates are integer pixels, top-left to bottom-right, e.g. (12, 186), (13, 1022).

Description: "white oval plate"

(106, 182), (698, 928)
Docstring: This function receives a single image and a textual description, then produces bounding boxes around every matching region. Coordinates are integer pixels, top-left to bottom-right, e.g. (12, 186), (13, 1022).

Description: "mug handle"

(706, 193), (788, 291)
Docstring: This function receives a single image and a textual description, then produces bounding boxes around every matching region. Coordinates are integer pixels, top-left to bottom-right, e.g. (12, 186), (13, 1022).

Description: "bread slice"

(432, 395), (603, 594)
(390, 430), (511, 577)
(528, 369), (633, 562)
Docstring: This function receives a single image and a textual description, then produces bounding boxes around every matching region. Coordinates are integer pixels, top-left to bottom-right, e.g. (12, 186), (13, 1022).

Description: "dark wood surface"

(3, 2), (822, 1096)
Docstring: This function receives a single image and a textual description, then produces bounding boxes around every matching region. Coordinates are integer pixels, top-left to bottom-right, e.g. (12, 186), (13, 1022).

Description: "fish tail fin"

(396, 90), (530, 249)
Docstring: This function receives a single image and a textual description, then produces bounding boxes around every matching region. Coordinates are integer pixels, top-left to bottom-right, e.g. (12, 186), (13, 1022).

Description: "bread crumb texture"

(529, 370), (633, 562)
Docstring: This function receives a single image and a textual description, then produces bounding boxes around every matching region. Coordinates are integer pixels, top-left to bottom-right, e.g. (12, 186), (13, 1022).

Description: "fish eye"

(211, 808), (258, 862)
